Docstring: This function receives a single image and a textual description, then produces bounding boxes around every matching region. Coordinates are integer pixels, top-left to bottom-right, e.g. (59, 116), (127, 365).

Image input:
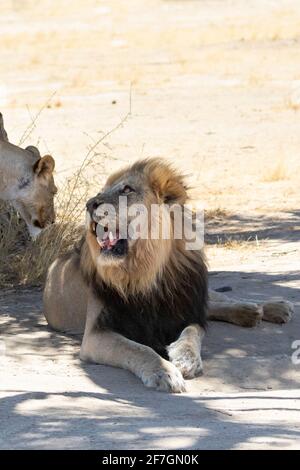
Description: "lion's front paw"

(141, 361), (186, 393)
(168, 344), (203, 379)
(171, 353), (203, 379)
(263, 300), (294, 324)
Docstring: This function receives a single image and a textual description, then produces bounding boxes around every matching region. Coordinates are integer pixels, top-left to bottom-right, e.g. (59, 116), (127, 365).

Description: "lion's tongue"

(97, 231), (119, 250)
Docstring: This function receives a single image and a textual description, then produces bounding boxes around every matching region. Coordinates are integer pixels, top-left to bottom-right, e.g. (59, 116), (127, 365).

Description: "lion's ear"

(162, 178), (188, 204)
(33, 155), (55, 178)
(152, 169), (188, 204)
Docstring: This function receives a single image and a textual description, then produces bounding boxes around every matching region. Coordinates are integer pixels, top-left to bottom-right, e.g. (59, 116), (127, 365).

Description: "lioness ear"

(0, 112), (9, 142)
(33, 155), (55, 177)
(26, 145), (41, 160)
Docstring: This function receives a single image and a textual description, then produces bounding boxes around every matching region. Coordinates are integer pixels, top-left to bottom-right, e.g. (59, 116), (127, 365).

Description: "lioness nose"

(86, 196), (102, 214)
(33, 219), (43, 229)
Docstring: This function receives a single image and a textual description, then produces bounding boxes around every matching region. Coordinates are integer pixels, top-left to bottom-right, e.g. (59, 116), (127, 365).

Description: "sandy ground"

(1, 263), (299, 450)
(0, 0), (300, 450)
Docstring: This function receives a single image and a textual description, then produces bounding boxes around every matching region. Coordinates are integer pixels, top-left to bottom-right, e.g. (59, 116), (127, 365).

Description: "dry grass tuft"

(262, 159), (289, 183)
(205, 207), (228, 221)
(286, 91), (300, 111)
(215, 235), (262, 250)
(0, 189), (83, 288)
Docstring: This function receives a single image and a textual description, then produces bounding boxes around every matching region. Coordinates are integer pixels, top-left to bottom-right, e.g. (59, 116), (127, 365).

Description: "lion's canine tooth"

(109, 231), (114, 242)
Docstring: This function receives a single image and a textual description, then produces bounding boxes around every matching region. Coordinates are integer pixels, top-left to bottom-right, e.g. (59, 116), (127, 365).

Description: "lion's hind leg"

(167, 324), (205, 379)
(208, 301), (263, 327)
(262, 300), (294, 324)
(208, 290), (293, 326)
(208, 290), (263, 327)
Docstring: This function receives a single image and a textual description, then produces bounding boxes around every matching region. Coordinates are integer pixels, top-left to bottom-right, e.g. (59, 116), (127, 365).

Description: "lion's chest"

(101, 300), (185, 357)
(95, 281), (207, 358)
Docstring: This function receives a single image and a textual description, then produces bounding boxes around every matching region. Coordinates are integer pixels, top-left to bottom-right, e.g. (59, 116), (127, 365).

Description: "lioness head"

(84, 158), (195, 295)
(14, 152), (57, 238)
(0, 112), (57, 238)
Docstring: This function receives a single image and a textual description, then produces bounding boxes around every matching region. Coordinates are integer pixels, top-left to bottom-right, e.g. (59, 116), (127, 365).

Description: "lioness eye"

(122, 185), (134, 194)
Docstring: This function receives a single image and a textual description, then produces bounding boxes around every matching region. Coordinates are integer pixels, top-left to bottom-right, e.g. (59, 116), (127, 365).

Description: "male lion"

(43, 158), (293, 392)
(0, 112), (57, 237)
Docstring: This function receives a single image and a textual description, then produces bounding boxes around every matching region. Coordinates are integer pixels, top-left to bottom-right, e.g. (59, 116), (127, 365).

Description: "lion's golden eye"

(122, 185), (134, 194)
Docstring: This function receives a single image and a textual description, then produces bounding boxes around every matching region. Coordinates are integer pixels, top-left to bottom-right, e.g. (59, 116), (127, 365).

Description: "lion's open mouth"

(91, 221), (128, 257)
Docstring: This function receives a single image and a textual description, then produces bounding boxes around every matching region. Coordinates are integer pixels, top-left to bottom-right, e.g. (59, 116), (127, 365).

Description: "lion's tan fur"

(81, 229), (173, 298)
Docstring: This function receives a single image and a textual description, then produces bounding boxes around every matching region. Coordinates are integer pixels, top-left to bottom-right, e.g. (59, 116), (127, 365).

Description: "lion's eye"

(122, 185), (134, 194)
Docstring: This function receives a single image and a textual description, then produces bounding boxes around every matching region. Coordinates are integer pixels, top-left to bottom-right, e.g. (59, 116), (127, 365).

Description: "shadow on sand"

(205, 210), (300, 245)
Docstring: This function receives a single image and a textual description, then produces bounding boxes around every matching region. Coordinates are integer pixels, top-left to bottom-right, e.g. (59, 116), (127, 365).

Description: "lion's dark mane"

(80, 241), (208, 358)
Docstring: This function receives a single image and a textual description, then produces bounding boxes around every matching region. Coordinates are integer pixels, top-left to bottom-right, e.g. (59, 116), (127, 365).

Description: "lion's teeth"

(109, 231), (114, 242)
